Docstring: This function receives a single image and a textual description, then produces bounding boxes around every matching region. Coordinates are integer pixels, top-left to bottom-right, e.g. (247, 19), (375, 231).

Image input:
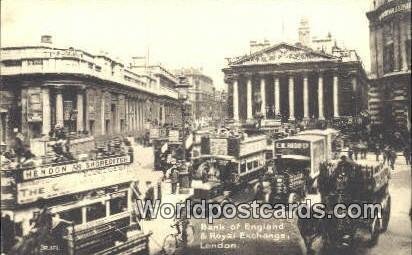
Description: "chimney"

(41, 35), (52, 44)
(130, 56), (147, 67)
(298, 17), (311, 47)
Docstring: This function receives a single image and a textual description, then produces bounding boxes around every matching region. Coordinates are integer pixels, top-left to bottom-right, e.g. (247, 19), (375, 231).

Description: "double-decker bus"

(1, 149), (151, 255)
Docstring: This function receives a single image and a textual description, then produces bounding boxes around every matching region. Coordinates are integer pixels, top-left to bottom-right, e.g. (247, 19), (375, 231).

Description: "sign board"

(210, 138), (228, 156)
(17, 164), (134, 204)
(275, 141), (311, 157)
(239, 139), (267, 157)
(150, 128), (160, 139)
(379, 1), (410, 21)
(168, 130), (180, 143)
(22, 155), (131, 181)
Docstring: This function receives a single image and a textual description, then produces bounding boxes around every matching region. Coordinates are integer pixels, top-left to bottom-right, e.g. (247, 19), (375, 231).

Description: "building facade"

(223, 42), (368, 124)
(366, 0), (411, 135)
(174, 68), (226, 127)
(129, 61), (182, 126)
(0, 36), (181, 148)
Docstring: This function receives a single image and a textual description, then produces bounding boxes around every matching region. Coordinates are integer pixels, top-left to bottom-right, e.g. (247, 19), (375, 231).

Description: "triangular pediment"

(231, 42), (337, 65)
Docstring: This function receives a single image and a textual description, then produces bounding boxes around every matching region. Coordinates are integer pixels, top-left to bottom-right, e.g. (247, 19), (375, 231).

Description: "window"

(95, 65), (102, 72)
(383, 23), (394, 73)
(253, 160), (259, 168)
(240, 163), (246, 173)
(60, 208), (82, 225)
(110, 193), (128, 215)
(383, 43), (394, 73)
(86, 202), (106, 222)
(247, 162), (253, 170)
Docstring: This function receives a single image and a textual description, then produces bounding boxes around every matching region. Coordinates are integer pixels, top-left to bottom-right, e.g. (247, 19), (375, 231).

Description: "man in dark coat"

(144, 181), (155, 220)
(170, 168), (179, 194)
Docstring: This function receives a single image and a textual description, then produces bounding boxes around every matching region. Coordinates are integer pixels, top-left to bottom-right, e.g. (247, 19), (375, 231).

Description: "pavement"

(130, 142), (194, 254)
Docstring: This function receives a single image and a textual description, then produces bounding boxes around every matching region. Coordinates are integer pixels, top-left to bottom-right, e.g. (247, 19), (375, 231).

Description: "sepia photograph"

(0, 0), (411, 254)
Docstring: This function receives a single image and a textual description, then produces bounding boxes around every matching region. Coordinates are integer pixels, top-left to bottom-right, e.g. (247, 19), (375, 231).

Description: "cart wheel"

(368, 215), (380, 247)
(381, 195), (391, 232)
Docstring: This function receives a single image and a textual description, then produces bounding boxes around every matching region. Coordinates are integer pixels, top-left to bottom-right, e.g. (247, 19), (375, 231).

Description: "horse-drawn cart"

(299, 158), (391, 253)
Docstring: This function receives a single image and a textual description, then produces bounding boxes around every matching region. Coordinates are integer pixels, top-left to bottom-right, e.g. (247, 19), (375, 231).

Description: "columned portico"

(288, 75), (295, 121)
(55, 88), (64, 127)
(101, 91), (106, 135)
(76, 89), (84, 132)
(246, 77), (253, 120)
(303, 74), (309, 120)
(260, 76), (266, 118)
(274, 77), (280, 116)
(233, 78), (239, 121)
(318, 73), (325, 120)
(223, 42), (368, 124)
(42, 87), (51, 135)
(333, 73), (339, 118)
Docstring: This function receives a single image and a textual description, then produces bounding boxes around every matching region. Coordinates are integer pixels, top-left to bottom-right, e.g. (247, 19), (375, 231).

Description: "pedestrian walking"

(144, 181), (155, 220)
(403, 146), (411, 165)
(348, 144), (354, 160)
(170, 168), (179, 194)
(375, 143), (381, 162)
(383, 145), (390, 165)
(186, 161), (193, 188)
(389, 148), (397, 170)
(360, 141), (367, 159)
(130, 181), (143, 229)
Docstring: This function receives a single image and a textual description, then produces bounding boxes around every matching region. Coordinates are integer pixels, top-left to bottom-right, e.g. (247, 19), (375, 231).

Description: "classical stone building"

(0, 36), (181, 148)
(366, 0), (411, 134)
(174, 68), (226, 126)
(223, 42), (368, 124)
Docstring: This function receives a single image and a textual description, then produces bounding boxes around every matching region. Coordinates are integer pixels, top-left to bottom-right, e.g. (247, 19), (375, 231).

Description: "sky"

(1, 0), (372, 90)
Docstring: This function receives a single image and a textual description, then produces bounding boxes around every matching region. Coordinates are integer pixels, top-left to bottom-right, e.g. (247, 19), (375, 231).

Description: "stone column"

(274, 77), (280, 116)
(232, 78), (239, 121)
(42, 87), (51, 135)
(125, 98), (129, 132)
(260, 76), (266, 118)
(246, 77), (253, 120)
(400, 17), (408, 71)
(55, 88), (64, 127)
(351, 76), (358, 116)
(303, 74), (309, 120)
(288, 76), (295, 121)
(76, 89), (84, 132)
(101, 92), (106, 135)
(333, 73), (340, 118)
(138, 100), (142, 131)
(318, 73), (325, 120)
(137, 99), (141, 131)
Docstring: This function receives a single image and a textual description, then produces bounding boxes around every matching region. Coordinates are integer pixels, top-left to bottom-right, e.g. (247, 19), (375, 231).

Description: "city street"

(1, 1), (411, 255)
(133, 144), (412, 255)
